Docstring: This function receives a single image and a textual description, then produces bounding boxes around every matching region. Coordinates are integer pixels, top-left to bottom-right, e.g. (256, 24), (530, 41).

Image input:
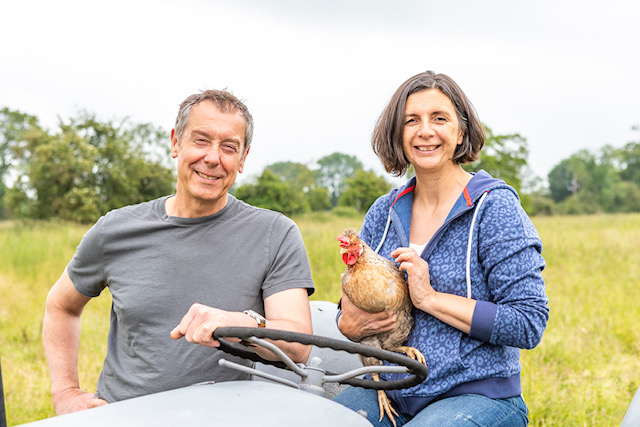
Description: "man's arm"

(171, 288), (312, 363)
(42, 269), (108, 414)
(261, 288), (312, 362)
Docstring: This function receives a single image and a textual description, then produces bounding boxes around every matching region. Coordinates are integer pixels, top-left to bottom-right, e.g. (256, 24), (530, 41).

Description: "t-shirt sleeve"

(261, 215), (315, 298)
(67, 215), (109, 298)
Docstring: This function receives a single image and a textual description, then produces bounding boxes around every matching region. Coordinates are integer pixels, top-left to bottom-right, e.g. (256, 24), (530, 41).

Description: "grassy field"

(0, 213), (639, 425)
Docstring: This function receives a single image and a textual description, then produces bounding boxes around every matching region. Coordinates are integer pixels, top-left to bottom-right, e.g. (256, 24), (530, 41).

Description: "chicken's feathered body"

(339, 230), (413, 364)
(338, 228), (426, 426)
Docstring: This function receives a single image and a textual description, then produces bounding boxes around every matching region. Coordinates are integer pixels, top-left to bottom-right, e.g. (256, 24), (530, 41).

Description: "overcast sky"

(2, 0), (639, 187)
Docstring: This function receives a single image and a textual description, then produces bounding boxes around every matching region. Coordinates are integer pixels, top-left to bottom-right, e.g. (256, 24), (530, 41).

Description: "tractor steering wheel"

(213, 327), (428, 391)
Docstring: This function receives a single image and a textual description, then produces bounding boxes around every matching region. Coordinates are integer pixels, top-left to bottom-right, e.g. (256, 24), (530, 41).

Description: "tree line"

(1, 107), (639, 222)
(544, 130), (640, 214)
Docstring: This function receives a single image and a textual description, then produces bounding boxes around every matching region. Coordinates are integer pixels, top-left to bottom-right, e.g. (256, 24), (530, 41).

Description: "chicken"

(338, 227), (426, 427)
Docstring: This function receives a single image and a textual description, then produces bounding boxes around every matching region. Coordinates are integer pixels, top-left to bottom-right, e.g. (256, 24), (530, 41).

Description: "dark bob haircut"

(372, 71), (485, 177)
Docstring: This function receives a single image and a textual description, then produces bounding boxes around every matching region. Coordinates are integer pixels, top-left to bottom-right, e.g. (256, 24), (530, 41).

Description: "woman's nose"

(417, 121), (435, 137)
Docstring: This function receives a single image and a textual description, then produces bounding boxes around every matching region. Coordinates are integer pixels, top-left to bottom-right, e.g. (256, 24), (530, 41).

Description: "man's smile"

(195, 170), (220, 180)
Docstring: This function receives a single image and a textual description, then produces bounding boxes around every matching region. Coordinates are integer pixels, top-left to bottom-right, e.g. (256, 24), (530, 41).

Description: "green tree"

(527, 192), (556, 216)
(2, 109), (175, 222)
(27, 123), (99, 220)
(0, 108), (42, 176)
(616, 127), (640, 187)
(0, 108), (44, 218)
(265, 161), (316, 193)
(464, 126), (529, 193)
(305, 186), (332, 211)
(0, 181), (5, 218)
(234, 169), (309, 216)
(262, 161), (331, 211)
(604, 181), (640, 213)
(338, 170), (390, 213)
(548, 158), (578, 203)
(547, 148), (620, 212)
(315, 152), (363, 206)
(71, 114), (174, 212)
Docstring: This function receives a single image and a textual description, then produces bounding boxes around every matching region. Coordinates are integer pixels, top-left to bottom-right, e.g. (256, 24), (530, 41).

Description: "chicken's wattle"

(342, 252), (358, 265)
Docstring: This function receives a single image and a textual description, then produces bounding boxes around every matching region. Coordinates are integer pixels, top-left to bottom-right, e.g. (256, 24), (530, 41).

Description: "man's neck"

(165, 193), (229, 218)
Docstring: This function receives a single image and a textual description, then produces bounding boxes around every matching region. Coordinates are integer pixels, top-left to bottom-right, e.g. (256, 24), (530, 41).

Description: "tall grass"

(0, 214), (639, 425)
(0, 221), (111, 425)
(521, 214), (640, 425)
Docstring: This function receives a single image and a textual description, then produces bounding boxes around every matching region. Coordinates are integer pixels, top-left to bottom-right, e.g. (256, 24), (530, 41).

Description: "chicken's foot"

(372, 373), (399, 427)
(395, 345), (426, 366)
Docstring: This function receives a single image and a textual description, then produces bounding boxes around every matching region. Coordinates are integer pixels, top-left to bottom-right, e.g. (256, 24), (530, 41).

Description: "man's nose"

(203, 144), (221, 164)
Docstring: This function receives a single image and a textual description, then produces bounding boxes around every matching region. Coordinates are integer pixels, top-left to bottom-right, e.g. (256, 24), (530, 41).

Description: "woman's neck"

(413, 165), (472, 204)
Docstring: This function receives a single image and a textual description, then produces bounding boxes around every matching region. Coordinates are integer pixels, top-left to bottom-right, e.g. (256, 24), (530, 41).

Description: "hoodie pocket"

(400, 319), (467, 396)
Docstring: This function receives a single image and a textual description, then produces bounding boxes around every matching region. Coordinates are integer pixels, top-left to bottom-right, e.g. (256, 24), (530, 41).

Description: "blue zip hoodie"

(358, 170), (549, 416)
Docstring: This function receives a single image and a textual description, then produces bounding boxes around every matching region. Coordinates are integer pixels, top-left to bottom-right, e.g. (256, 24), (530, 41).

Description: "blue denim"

(333, 387), (529, 426)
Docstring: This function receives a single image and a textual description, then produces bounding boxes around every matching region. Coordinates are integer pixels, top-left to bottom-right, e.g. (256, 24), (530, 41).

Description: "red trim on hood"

(463, 187), (472, 206)
(391, 185), (415, 208)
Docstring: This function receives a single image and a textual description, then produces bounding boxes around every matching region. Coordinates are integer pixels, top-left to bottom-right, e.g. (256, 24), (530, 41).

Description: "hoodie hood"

(380, 170), (517, 251)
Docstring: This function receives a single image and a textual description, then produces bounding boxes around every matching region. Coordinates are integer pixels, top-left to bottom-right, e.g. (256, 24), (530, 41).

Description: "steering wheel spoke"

(213, 327), (428, 391)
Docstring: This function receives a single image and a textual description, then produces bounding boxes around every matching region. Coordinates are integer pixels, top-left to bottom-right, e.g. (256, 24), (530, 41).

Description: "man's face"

(171, 100), (248, 216)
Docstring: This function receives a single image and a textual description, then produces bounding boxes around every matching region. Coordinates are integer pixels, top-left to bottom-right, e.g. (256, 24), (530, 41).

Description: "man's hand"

(172, 290), (312, 363)
(338, 293), (397, 342)
(171, 303), (248, 347)
(53, 387), (108, 415)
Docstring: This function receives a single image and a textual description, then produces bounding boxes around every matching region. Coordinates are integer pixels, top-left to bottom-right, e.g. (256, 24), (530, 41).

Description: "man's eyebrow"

(190, 129), (242, 144)
(191, 129), (211, 138)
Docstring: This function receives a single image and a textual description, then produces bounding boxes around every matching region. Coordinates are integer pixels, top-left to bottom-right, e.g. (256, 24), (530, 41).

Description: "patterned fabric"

(359, 170), (549, 402)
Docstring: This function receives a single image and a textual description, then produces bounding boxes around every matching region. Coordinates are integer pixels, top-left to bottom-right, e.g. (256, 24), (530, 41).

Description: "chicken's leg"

(394, 346), (426, 366)
(371, 373), (399, 427)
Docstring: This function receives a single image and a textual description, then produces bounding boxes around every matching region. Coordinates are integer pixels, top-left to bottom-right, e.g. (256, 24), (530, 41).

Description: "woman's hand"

(338, 293), (397, 342)
(391, 247), (436, 310)
(391, 247), (475, 334)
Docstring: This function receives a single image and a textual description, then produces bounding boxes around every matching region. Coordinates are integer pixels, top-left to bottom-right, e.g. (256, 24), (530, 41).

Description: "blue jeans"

(333, 387), (529, 426)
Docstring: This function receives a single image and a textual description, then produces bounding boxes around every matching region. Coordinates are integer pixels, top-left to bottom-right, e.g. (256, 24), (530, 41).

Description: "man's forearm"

(254, 318), (312, 363)
(43, 302), (84, 399)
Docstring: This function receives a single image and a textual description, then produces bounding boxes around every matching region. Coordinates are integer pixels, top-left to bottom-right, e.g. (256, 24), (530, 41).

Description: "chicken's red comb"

(337, 235), (350, 247)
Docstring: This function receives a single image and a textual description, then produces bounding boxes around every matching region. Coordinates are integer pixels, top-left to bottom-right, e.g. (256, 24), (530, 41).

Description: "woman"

(334, 71), (549, 426)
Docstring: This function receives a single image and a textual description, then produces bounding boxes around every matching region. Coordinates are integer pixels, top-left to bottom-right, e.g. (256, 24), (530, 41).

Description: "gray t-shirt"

(68, 195), (315, 402)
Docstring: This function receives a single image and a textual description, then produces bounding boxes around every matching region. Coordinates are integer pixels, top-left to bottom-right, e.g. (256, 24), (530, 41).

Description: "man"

(42, 90), (315, 414)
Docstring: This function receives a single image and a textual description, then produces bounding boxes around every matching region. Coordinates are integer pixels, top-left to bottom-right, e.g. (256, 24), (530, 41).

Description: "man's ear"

(239, 146), (250, 173)
(170, 129), (179, 158)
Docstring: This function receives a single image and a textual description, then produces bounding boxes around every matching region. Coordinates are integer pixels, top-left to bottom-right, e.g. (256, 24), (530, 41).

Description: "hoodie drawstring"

(374, 206), (393, 254)
(466, 191), (488, 298)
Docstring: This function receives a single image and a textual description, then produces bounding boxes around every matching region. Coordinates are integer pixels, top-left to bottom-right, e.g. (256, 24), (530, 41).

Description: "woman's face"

(402, 89), (463, 174)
